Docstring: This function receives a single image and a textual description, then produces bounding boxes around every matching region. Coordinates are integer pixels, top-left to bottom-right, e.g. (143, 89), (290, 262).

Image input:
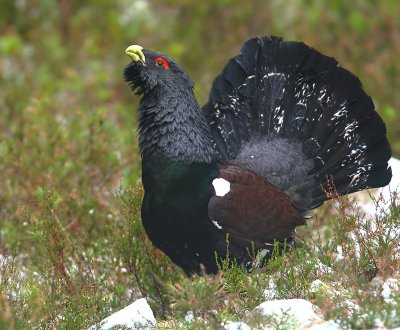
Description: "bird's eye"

(154, 57), (170, 70)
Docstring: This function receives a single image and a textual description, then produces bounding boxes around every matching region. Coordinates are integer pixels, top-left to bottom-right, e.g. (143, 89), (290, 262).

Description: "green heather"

(0, 1), (399, 329)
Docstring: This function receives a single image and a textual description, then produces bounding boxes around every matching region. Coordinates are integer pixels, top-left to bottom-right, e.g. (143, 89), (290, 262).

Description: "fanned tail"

(203, 36), (391, 210)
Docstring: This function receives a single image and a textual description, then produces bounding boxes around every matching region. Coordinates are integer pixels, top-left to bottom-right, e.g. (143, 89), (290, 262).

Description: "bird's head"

(123, 45), (214, 163)
(124, 45), (194, 97)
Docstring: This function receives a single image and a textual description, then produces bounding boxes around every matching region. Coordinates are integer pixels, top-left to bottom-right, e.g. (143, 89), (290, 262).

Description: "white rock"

(184, 311), (194, 323)
(384, 157), (400, 195)
(224, 321), (251, 330)
(354, 157), (400, 218)
(89, 298), (156, 330)
(309, 280), (360, 316)
(381, 277), (400, 304)
(257, 299), (323, 326)
(307, 320), (342, 330)
(263, 278), (279, 300)
(309, 279), (331, 294)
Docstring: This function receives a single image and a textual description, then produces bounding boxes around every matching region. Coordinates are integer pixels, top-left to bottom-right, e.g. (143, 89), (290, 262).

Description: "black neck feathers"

(138, 88), (215, 163)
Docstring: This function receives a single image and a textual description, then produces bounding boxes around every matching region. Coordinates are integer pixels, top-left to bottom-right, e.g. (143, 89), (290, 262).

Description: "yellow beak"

(125, 45), (146, 66)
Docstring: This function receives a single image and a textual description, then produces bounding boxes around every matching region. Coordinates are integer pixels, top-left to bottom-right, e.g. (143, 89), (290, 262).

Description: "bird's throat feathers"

(137, 90), (215, 163)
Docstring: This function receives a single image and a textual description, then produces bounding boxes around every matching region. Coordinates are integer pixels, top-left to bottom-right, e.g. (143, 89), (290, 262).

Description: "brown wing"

(208, 163), (305, 249)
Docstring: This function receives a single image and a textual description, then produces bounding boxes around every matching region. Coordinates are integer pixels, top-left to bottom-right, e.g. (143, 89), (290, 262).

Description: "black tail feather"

(203, 36), (391, 209)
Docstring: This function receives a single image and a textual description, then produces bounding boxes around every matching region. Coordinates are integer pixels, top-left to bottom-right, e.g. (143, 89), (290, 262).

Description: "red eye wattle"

(154, 57), (170, 70)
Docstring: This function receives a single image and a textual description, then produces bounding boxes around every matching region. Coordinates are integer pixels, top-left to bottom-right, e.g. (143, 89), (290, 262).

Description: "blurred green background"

(1, 0), (398, 210)
(0, 0), (399, 327)
(1, 0), (399, 146)
(1, 0), (399, 276)
(0, 0), (400, 329)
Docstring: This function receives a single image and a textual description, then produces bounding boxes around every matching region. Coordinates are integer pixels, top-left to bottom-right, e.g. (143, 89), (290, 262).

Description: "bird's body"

(124, 37), (392, 275)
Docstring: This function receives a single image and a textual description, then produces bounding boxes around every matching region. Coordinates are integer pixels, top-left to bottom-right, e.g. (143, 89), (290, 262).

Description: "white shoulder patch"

(212, 178), (231, 197)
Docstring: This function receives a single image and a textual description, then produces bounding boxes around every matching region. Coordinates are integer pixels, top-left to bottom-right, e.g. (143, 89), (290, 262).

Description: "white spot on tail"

(212, 178), (230, 197)
(212, 220), (223, 230)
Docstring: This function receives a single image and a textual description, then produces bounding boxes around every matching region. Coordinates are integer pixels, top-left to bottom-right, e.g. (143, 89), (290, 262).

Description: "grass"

(1, 42), (399, 330)
(1, 173), (399, 329)
(1, 1), (400, 329)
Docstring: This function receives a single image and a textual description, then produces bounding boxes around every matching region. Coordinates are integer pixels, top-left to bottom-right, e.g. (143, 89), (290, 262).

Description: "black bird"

(124, 36), (392, 275)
